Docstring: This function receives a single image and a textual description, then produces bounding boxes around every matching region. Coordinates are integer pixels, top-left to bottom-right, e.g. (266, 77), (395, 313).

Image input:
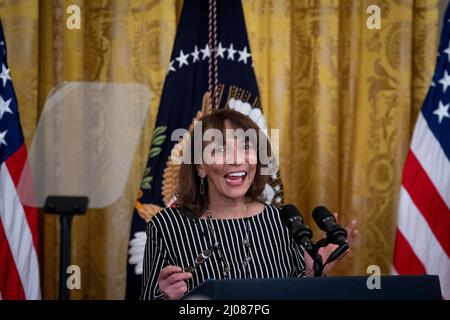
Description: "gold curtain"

(243, 0), (440, 276)
(0, 0), (440, 299)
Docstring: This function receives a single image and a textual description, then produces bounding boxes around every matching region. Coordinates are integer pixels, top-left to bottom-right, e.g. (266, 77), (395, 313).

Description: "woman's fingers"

(334, 213), (358, 244)
(347, 219), (357, 231)
(157, 265), (192, 300)
(337, 248), (350, 261)
(159, 265), (182, 280)
(163, 281), (188, 300)
(346, 220), (358, 244)
(173, 281), (188, 292)
(170, 282), (189, 299)
(158, 265), (192, 284)
(165, 271), (193, 285)
(332, 212), (358, 244)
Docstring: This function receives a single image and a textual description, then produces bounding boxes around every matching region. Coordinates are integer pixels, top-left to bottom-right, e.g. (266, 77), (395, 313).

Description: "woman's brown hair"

(176, 108), (272, 218)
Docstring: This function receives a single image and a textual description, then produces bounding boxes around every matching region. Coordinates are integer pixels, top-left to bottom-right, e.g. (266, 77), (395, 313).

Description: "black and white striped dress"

(140, 203), (305, 300)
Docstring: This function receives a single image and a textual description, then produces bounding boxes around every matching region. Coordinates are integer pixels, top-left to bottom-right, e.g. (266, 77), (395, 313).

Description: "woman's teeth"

(224, 172), (247, 182)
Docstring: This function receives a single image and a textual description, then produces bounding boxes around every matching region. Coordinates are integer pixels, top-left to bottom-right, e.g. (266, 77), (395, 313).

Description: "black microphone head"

(313, 205), (347, 245)
(280, 204), (304, 226)
(280, 204), (313, 250)
(312, 206), (335, 230)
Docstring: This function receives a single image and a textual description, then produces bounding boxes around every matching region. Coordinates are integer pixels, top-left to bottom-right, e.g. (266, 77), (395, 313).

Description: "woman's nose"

(227, 143), (245, 164)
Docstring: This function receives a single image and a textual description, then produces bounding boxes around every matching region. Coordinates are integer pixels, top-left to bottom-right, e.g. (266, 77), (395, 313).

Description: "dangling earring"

(252, 179), (256, 188)
(200, 176), (205, 195)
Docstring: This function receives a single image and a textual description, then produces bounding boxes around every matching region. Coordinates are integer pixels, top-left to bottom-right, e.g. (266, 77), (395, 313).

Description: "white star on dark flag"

(191, 45), (200, 62)
(438, 70), (450, 92)
(217, 42), (226, 58)
(0, 130), (7, 146)
(433, 100), (450, 123)
(227, 44), (236, 60)
(201, 44), (211, 60)
(176, 50), (189, 68)
(238, 46), (251, 64)
(443, 40), (450, 62)
(168, 60), (176, 72)
(0, 64), (11, 87)
(0, 96), (13, 119)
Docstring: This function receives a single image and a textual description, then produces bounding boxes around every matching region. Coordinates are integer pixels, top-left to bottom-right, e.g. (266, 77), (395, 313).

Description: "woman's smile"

(224, 170), (247, 186)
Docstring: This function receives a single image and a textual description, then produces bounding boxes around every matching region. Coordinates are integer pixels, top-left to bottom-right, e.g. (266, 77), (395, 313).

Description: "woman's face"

(198, 122), (258, 201)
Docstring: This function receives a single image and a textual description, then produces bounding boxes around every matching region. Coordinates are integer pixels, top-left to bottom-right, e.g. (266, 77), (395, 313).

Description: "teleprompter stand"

(44, 196), (88, 300)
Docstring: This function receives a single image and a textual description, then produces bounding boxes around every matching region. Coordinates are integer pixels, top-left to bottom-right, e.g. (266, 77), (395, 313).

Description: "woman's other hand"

(305, 214), (358, 276)
(158, 265), (192, 300)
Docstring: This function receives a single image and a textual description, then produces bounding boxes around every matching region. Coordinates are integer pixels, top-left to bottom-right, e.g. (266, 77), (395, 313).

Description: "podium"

(184, 276), (441, 300)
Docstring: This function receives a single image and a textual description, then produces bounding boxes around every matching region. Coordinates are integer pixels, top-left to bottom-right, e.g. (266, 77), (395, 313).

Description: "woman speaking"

(140, 108), (357, 300)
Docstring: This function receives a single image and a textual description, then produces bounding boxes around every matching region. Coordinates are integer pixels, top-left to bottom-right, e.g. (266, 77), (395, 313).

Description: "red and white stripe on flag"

(393, 113), (450, 299)
(0, 145), (41, 299)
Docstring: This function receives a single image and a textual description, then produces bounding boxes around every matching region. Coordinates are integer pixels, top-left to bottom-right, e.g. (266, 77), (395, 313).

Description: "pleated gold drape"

(244, 0), (441, 277)
(0, 0), (441, 299)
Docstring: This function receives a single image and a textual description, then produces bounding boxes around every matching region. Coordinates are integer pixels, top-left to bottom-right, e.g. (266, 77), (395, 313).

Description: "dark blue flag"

(125, 0), (284, 299)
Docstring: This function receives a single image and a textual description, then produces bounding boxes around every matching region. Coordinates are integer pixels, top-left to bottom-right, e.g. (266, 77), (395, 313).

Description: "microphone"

(312, 206), (348, 245)
(280, 204), (314, 253)
(312, 206), (349, 265)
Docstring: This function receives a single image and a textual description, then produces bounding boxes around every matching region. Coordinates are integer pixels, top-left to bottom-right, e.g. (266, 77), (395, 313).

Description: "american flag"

(392, 6), (450, 299)
(0, 21), (41, 299)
